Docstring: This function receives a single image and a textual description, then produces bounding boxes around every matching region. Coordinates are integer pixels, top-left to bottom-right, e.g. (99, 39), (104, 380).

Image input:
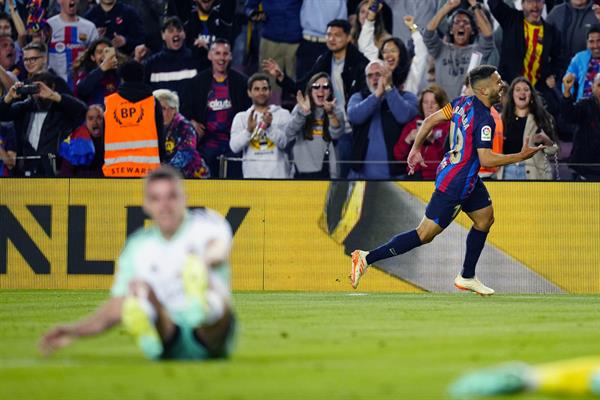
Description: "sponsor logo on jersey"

(481, 125), (492, 141)
(54, 42), (66, 53)
(208, 98), (232, 112)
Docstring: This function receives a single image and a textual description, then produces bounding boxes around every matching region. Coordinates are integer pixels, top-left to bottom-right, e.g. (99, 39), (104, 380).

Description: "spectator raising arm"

(403, 15), (428, 95)
(7, 0), (26, 47)
(357, 0), (388, 61)
(468, 0), (493, 39)
(425, 0), (462, 57)
(486, 0), (516, 26)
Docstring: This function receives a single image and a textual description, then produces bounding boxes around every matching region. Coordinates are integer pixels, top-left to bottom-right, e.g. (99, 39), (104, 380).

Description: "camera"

(16, 84), (40, 96)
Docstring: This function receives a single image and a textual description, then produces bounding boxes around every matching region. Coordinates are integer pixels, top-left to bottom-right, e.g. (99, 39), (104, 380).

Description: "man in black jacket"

(263, 19), (369, 177)
(190, 38), (250, 178)
(0, 72), (87, 176)
(263, 19), (367, 107)
(85, 0), (145, 55)
(135, 16), (202, 120)
(488, 0), (565, 90)
(562, 72), (600, 180)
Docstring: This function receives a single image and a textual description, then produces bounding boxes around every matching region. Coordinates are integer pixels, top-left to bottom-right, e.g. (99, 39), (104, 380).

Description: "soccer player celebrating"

(349, 65), (545, 295)
(39, 166), (236, 360)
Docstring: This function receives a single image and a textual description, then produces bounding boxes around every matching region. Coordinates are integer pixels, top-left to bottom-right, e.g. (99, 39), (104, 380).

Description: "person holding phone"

(351, 0), (391, 60)
(393, 84), (451, 179)
(73, 37), (121, 105)
(0, 73), (87, 177)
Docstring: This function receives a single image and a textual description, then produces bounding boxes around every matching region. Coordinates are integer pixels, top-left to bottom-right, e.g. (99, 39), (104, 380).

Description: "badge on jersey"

(481, 125), (492, 141)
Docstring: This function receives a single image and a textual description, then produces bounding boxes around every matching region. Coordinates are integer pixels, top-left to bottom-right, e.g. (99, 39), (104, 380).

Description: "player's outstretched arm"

(477, 138), (545, 168)
(39, 297), (124, 356)
(407, 106), (452, 174)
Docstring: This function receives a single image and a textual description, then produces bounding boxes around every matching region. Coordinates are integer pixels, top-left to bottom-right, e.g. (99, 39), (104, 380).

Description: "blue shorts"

(425, 179), (492, 228)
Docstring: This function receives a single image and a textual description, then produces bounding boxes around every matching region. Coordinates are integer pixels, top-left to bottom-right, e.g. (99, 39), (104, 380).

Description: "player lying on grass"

(39, 165), (236, 360)
(350, 65), (545, 295)
(449, 356), (600, 398)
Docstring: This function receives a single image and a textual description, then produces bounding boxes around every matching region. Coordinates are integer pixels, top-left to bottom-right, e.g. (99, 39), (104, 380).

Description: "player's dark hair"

(327, 19), (351, 35)
(502, 76), (557, 144)
(468, 65), (497, 88)
(247, 72), (271, 90)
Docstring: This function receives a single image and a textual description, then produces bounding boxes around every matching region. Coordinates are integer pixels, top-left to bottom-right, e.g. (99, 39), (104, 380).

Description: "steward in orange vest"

(478, 106), (504, 178)
(103, 61), (164, 177)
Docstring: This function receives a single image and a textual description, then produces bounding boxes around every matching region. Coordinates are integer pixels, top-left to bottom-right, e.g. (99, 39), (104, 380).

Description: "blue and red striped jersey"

(435, 96), (495, 199)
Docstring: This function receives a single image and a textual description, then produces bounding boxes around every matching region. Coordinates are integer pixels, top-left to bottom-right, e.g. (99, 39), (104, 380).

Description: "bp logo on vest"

(113, 101), (145, 127)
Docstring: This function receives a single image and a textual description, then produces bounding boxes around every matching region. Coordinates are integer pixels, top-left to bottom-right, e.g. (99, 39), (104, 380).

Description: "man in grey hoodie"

(423, 0), (495, 99)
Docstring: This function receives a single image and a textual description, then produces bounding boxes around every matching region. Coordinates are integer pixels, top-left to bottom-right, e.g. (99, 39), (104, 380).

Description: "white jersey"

(47, 15), (99, 87)
(111, 209), (233, 320)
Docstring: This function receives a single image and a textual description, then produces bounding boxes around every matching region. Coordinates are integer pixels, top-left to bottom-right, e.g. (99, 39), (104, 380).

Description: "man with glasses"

(346, 59), (418, 180)
(22, 42), (71, 94)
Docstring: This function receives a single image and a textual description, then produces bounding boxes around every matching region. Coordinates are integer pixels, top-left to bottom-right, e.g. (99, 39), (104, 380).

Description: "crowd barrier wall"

(0, 179), (598, 293)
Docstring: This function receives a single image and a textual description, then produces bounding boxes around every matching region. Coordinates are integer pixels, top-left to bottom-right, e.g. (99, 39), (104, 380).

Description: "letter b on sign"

(120, 107), (137, 119)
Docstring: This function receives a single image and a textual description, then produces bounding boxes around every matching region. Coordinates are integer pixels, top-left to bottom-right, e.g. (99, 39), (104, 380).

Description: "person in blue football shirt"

(349, 65), (545, 295)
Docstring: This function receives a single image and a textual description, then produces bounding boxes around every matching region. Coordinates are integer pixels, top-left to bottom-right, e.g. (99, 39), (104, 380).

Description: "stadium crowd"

(0, 0), (599, 180)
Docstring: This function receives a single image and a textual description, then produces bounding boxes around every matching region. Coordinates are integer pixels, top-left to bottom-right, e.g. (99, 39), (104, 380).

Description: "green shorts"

(160, 315), (237, 360)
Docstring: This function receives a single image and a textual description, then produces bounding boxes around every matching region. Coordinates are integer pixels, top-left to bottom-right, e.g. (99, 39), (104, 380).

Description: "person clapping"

(286, 72), (345, 179)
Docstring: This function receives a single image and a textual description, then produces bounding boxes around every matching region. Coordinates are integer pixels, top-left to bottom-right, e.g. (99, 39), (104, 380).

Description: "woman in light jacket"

(286, 72), (345, 179)
(501, 77), (559, 180)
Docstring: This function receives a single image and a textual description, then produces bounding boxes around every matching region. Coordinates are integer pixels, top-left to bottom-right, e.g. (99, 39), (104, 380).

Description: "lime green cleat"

(449, 362), (531, 399)
(590, 371), (600, 395)
(122, 296), (163, 359)
(181, 252), (209, 327)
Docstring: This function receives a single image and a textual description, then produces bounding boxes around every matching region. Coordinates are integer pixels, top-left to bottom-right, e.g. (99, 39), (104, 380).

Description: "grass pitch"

(1, 291), (600, 400)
